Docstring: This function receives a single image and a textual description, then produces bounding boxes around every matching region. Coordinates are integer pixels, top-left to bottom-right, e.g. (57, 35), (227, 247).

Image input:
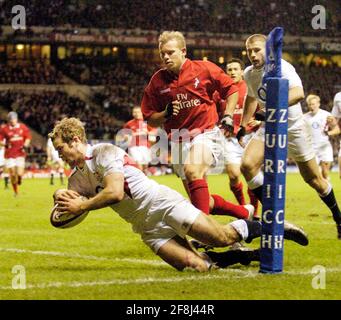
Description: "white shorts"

(138, 185), (201, 253)
(223, 133), (254, 165)
(171, 126), (225, 179)
(0, 149), (4, 166)
(51, 155), (63, 163)
(314, 144), (334, 163)
(5, 157), (25, 168)
(252, 118), (315, 163)
(128, 146), (151, 165)
(339, 141), (341, 158)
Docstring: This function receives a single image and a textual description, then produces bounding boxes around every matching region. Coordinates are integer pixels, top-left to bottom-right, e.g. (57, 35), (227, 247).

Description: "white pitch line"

(2, 247), (341, 291)
(0, 247), (166, 266)
(0, 272), (256, 290)
(2, 267), (341, 290)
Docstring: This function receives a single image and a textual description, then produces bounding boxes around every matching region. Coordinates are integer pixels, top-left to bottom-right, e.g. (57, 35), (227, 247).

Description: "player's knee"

(240, 158), (253, 176)
(304, 173), (325, 192)
(226, 167), (240, 183)
(184, 164), (204, 181)
(210, 229), (230, 247)
(228, 174), (240, 186)
(182, 254), (210, 272)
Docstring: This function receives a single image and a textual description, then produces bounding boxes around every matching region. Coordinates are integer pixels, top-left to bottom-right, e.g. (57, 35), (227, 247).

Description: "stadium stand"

(0, 89), (121, 139)
(0, 0), (339, 36)
(0, 0), (339, 172)
(0, 60), (65, 84)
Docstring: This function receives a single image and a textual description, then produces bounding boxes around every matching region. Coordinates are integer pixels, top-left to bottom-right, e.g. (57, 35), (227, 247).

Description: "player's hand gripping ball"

(50, 190), (89, 228)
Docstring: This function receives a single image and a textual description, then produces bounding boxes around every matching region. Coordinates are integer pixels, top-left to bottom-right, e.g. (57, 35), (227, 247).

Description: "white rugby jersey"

(244, 59), (303, 127)
(331, 92), (341, 119)
(331, 92), (341, 149)
(0, 146), (4, 165)
(303, 109), (332, 148)
(68, 143), (159, 227)
(47, 138), (62, 162)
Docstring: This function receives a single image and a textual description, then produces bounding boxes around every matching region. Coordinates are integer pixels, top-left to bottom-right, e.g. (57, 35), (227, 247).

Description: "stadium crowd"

(0, 0), (339, 173)
(0, 60), (65, 84)
(58, 58), (157, 86)
(0, 0), (339, 36)
(0, 90), (121, 139)
(0, 59), (338, 148)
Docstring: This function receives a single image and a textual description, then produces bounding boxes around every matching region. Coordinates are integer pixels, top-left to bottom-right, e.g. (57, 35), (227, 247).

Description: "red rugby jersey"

(123, 118), (153, 147)
(214, 79), (247, 135)
(141, 59), (238, 138)
(0, 123), (31, 158)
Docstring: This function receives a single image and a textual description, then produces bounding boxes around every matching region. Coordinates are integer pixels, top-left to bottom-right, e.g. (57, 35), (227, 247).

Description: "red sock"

(230, 181), (246, 205)
(211, 194), (249, 219)
(188, 179), (210, 215)
(248, 188), (259, 217)
(12, 182), (18, 194)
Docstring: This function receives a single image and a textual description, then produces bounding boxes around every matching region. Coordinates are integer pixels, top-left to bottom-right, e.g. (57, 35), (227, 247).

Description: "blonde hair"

(158, 31), (186, 49)
(306, 94), (320, 104)
(48, 117), (87, 144)
(245, 34), (267, 47)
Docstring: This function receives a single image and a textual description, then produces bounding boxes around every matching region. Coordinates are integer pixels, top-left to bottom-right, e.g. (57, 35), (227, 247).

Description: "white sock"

(247, 171), (264, 190)
(201, 253), (214, 270)
(229, 220), (249, 240)
(319, 182), (332, 198)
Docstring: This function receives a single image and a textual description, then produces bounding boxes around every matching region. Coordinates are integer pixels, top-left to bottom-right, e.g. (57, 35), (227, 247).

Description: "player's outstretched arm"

(80, 173), (125, 212)
(145, 101), (181, 127)
(240, 95), (258, 128)
(224, 91), (238, 116)
(56, 173), (124, 215)
(237, 95), (258, 146)
(288, 86), (305, 106)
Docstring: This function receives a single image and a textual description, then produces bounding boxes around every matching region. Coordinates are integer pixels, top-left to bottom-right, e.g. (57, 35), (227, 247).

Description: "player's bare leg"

(226, 163), (246, 205)
(297, 158), (329, 195)
(9, 167), (18, 196)
(157, 236), (212, 271)
(187, 213), (241, 246)
(1, 166), (9, 189)
(57, 163), (65, 185)
(183, 143), (213, 214)
(157, 233), (260, 271)
(297, 158), (341, 238)
(183, 144), (253, 219)
(320, 161), (331, 181)
(158, 214), (259, 271)
(240, 138), (265, 201)
(50, 168), (55, 185)
(16, 166), (25, 186)
(339, 156), (341, 179)
(189, 212), (308, 247)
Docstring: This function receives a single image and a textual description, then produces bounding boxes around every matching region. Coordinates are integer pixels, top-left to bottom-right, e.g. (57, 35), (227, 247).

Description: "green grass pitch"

(0, 172), (340, 300)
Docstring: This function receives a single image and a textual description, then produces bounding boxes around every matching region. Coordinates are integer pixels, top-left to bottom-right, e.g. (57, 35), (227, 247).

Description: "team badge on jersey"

(194, 77), (200, 88)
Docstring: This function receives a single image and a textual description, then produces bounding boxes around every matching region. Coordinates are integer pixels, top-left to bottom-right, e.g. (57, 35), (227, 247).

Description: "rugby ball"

(50, 197), (89, 229)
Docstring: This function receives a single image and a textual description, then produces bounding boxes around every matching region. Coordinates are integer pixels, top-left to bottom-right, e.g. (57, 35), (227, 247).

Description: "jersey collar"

(85, 144), (93, 161)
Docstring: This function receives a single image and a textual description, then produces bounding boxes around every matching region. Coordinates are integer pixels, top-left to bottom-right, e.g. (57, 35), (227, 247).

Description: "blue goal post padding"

(260, 78), (289, 273)
(260, 27), (289, 274)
